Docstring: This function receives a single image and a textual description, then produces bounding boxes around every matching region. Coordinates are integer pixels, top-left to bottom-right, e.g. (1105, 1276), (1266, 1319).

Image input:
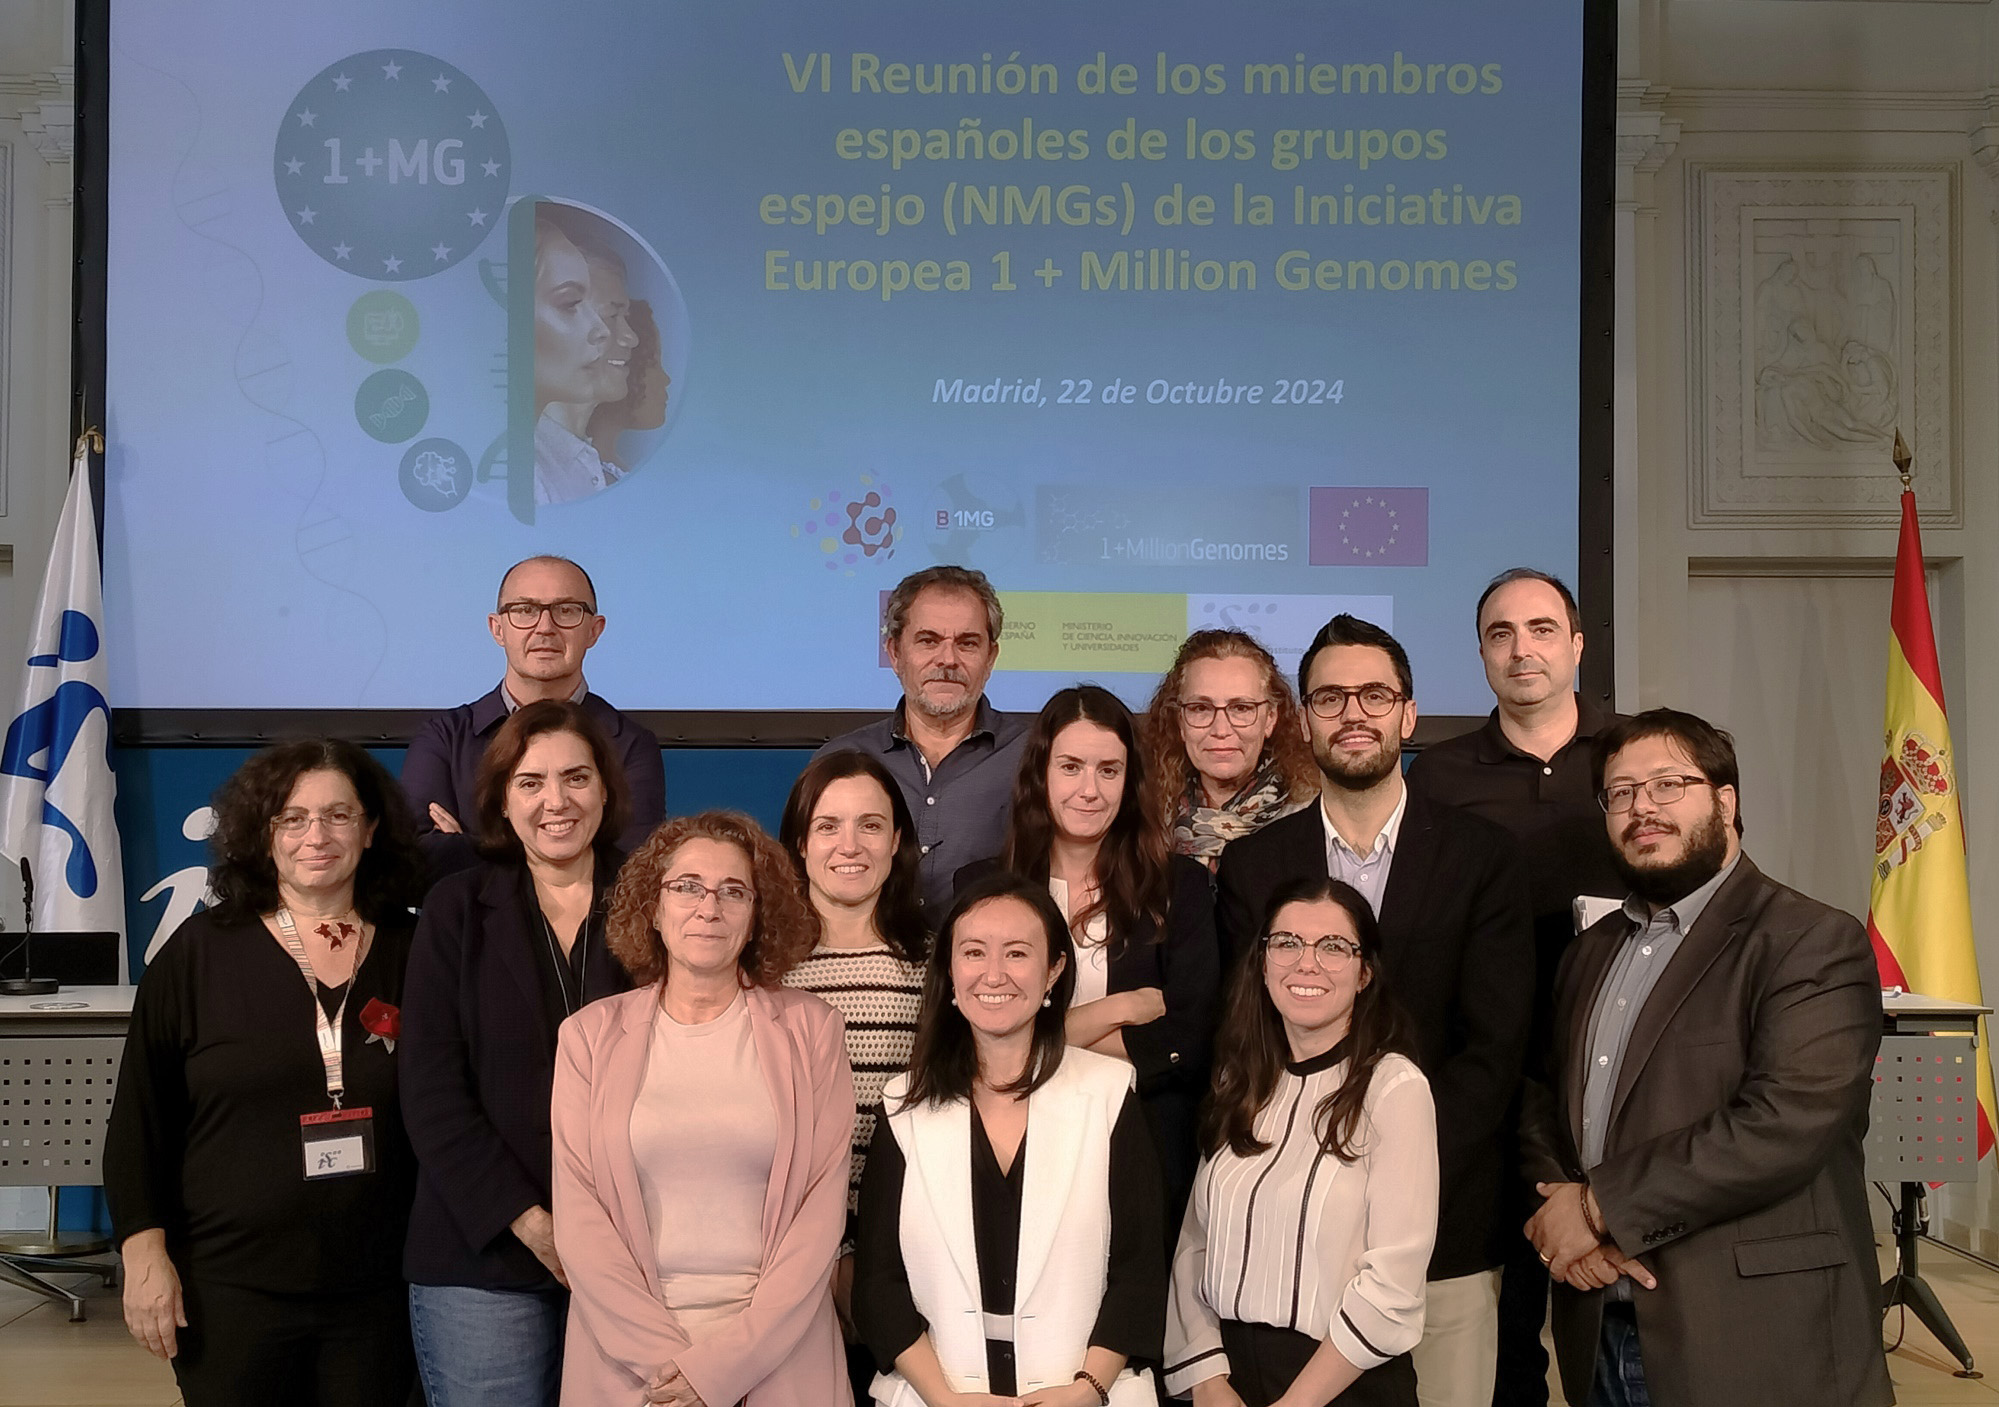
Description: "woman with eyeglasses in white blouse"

(1165, 876), (1437, 1407)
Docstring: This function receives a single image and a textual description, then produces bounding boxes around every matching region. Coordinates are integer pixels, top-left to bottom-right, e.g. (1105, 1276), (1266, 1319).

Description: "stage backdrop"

(101, 0), (1583, 720)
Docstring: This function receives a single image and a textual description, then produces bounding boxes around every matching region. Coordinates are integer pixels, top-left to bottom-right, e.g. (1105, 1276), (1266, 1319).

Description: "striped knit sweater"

(780, 942), (925, 1252)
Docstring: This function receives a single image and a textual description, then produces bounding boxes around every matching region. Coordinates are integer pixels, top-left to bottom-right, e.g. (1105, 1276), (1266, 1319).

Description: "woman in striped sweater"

(779, 750), (931, 1400)
(1165, 876), (1438, 1407)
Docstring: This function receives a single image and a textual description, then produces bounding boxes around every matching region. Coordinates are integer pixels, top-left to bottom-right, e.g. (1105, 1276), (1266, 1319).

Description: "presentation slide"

(103, 0), (1582, 716)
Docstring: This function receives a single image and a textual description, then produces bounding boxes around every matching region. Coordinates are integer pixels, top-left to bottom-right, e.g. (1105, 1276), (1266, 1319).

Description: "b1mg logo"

(937, 508), (996, 530)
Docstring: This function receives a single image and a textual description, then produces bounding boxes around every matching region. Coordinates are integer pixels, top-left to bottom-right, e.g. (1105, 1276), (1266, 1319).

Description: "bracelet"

(1074, 1369), (1111, 1405)
(1580, 1184), (1607, 1242)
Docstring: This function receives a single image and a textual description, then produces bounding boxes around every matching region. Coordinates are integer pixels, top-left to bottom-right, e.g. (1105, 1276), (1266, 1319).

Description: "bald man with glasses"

(400, 555), (664, 879)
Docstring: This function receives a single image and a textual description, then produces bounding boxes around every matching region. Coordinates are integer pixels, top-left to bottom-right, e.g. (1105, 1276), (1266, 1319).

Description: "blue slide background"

(103, 0), (1580, 716)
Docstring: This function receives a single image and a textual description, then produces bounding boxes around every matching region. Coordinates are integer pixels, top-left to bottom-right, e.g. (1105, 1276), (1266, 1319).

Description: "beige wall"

(0, 0), (74, 935)
(1619, 0), (1999, 1248)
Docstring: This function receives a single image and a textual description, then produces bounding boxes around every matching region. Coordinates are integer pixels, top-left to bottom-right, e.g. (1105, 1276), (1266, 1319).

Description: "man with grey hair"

(817, 565), (1026, 910)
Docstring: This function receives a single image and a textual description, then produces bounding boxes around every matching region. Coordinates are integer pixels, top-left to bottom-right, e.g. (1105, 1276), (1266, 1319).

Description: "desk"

(1874, 991), (1991, 1378)
(0, 984), (132, 1319)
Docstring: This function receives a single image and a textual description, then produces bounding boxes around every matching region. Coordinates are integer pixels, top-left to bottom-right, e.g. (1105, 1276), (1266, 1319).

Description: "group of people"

(101, 557), (1892, 1407)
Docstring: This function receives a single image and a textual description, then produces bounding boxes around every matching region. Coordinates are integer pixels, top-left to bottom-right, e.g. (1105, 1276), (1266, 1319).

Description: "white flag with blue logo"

(0, 438), (126, 972)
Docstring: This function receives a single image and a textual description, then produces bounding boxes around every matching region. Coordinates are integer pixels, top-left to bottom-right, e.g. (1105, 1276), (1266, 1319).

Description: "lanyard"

(274, 909), (362, 1109)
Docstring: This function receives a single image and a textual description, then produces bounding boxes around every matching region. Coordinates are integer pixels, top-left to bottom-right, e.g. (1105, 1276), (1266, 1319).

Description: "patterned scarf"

(1170, 757), (1311, 869)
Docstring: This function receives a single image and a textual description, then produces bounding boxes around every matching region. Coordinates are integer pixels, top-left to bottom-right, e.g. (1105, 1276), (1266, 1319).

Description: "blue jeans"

(1586, 1302), (1651, 1407)
(408, 1283), (566, 1407)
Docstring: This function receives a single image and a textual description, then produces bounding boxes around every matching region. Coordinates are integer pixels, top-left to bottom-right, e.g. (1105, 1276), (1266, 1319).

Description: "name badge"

(301, 1106), (377, 1180)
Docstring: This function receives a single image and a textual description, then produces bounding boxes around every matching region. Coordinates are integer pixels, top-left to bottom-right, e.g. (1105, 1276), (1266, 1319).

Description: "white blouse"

(1048, 876), (1112, 1006)
(1164, 1049), (1437, 1394)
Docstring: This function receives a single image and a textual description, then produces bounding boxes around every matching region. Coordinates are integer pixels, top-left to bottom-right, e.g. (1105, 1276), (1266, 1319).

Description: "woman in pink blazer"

(551, 810), (857, 1406)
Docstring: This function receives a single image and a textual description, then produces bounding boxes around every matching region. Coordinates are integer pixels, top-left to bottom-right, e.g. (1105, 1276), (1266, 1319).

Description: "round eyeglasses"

(1304, 684), (1406, 720)
(1262, 932), (1362, 967)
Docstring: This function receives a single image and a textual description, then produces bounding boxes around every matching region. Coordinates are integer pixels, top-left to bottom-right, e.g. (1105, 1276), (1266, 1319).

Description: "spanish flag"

(1868, 469), (1992, 1159)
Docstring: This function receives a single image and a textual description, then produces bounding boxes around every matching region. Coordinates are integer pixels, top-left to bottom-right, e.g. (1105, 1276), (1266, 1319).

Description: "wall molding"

(1686, 164), (1961, 530)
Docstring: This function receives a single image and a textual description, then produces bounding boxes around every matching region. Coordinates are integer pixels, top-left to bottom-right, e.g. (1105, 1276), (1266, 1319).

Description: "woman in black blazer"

(957, 685), (1220, 1222)
(399, 701), (635, 1407)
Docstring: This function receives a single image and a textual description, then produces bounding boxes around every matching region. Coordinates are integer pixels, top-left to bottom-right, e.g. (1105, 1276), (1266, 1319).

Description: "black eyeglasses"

(1305, 684), (1406, 719)
(499, 599), (595, 629)
(1597, 775), (1712, 813)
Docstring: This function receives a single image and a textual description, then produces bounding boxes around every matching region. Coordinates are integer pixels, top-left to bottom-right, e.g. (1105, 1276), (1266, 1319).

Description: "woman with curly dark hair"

(1142, 630), (1318, 871)
(104, 739), (424, 1406)
(961, 685), (1219, 1223)
(1164, 877), (1436, 1407)
(550, 810), (856, 1405)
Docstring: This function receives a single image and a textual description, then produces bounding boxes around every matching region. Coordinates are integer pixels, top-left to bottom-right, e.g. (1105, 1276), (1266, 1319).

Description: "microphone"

(1, 856), (58, 995)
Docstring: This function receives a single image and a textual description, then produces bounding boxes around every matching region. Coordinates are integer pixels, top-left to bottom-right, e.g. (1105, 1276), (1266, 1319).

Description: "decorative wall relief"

(1691, 168), (1957, 527)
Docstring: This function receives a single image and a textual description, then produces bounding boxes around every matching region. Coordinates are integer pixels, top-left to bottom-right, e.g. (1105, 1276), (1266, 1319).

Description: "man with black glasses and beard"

(1518, 709), (1890, 1407)
(1216, 614), (1532, 1407)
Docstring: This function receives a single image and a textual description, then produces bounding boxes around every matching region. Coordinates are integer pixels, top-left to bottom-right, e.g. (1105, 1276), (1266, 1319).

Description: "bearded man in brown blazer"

(1519, 708), (1892, 1407)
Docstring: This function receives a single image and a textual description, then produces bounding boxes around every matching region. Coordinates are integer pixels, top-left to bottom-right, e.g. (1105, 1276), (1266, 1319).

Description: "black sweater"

(103, 909), (417, 1294)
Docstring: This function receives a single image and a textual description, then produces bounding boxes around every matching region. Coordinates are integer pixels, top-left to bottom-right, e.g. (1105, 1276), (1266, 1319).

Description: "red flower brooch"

(359, 999), (401, 1054)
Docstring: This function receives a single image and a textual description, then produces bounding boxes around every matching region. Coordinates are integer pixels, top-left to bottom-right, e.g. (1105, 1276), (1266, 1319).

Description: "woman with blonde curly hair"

(1143, 630), (1318, 870)
(551, 811), (857, 1406)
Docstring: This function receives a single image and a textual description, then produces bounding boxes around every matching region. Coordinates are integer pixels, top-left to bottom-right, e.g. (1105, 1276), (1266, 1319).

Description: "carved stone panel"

(1689, 168), (1957, 527)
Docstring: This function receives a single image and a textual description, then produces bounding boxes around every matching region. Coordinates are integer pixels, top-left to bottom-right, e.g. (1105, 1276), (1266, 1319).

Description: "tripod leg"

(1900, 1272), (1979, 1376)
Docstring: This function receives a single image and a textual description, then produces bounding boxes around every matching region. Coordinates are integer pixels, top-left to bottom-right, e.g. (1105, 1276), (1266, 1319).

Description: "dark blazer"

(399, 686), (665, 879)
(1518, 856), (1892, 1407)
(955, 853), (1220, 1216)
(1215, 790), (1532, 1279)
(400, 858), (633, 1291)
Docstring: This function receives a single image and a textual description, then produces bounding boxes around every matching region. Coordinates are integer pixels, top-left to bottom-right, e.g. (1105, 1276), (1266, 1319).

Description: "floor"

(5, 1240), (1999, 1405)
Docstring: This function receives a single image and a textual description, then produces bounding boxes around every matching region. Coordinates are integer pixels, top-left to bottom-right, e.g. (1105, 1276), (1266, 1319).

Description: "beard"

(1611, 800), (1730, 906)
(904, 667), (979, 721)
(1311, 724), (1402, 792)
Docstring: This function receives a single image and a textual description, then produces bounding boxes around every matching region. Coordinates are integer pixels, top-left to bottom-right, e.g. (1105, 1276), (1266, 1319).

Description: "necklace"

(277, 908), (364, 951)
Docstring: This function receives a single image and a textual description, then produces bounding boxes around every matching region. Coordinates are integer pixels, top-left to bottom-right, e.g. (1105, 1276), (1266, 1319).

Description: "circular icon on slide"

(274, 49), (511, 281)
(399, 437), (472, 512)
(355, 369), (429, 443)
(346, 290), (419, 363)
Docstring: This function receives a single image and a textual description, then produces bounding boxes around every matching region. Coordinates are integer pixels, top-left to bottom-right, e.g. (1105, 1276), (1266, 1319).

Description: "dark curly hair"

(472, 700), (630, 866)
(777, 749), (929, 965)
(1001, 685), (1170, 948)
(206, 739), (423, 923)
(1142, 629), (1318, 823)
(605, 810), (817, 988)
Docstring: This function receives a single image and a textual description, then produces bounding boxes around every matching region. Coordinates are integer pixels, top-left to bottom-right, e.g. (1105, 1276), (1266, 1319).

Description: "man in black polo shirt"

(1405, 567), (1620, 1407)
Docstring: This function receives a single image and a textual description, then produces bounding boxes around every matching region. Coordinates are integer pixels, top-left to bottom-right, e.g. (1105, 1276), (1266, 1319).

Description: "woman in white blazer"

(1164, 875), (1437, 1407)
(853, 870), (1166, 1407)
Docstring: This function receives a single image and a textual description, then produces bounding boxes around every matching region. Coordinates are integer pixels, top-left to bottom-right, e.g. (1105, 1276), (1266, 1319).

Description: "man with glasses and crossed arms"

(401, 555), (665, 879)
(1216, 614), (1532, 1407)
(1517, 709), (1888, 1407)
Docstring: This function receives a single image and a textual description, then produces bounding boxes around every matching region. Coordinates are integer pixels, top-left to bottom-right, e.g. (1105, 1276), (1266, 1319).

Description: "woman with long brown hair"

(1142, 630), (1317, 870)
(1165, 876), (1437, 1407)
(960, 685), (1219, 1220)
